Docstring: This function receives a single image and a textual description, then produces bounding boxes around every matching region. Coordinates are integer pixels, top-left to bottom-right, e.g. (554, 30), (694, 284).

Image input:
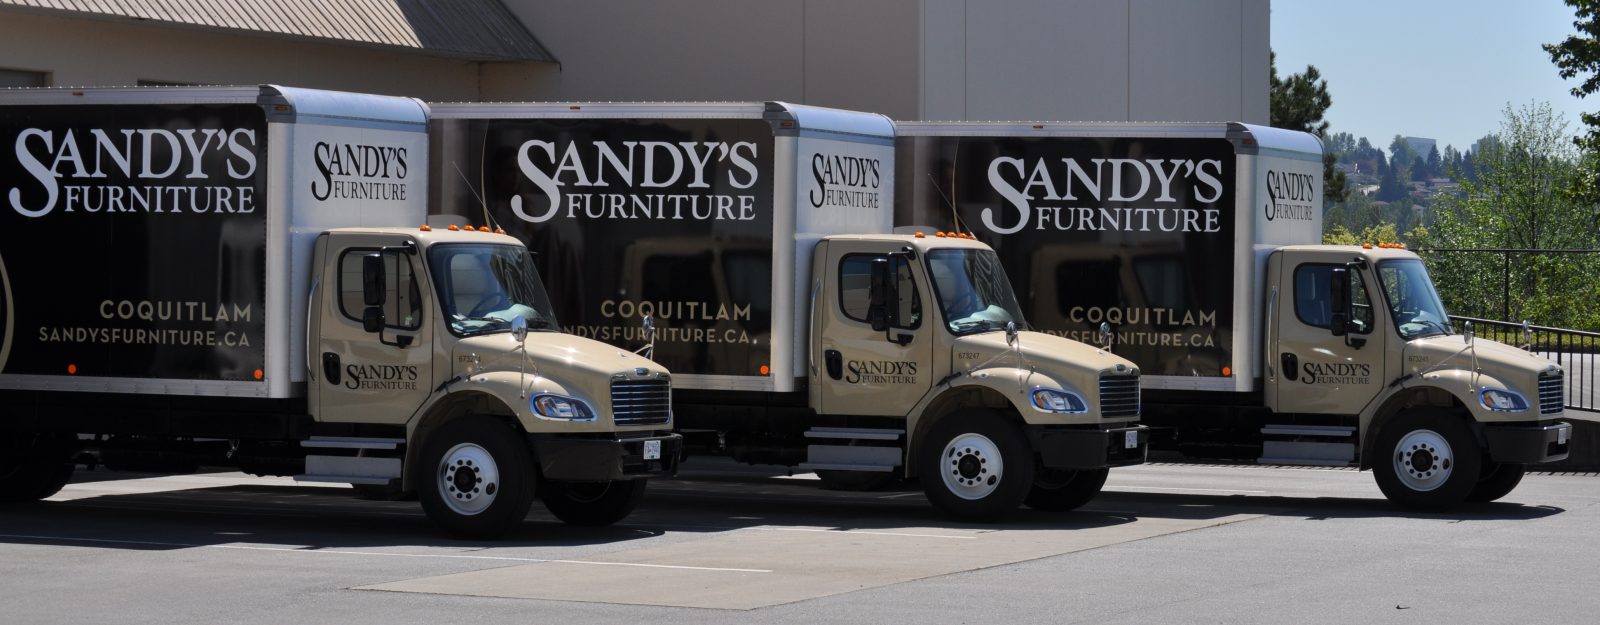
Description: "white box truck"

(895, 121), (1573, 509)
(0, 86), (680, 538)
(429, 102), (1148, 520)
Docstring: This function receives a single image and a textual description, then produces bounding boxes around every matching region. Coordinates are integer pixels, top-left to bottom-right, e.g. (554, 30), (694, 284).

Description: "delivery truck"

(895, 121), (1573, 509)
(0, 86), (680, 538)
(429, 102), (1147, 520)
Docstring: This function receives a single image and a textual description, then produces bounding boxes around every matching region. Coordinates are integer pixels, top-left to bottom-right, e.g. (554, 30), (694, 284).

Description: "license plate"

(1558, 427), (1570, 446)
(1124, 431), (1139, 449)
(643, 439), (662, 460)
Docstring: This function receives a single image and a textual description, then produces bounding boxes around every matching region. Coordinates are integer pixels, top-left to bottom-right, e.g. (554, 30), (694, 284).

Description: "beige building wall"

(483, 0), (923, 117)
(0, 11), (480, 100)
(0, 1), (1267, 124)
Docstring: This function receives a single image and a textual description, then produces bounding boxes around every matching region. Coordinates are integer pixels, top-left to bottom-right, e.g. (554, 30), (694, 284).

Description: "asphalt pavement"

(0, 458), (1595, 624)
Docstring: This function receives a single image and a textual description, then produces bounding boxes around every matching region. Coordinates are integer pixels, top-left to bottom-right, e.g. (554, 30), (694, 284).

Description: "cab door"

(313, 233), (433, 424)
(815, 240), (934, 416)
(1268, 252), (1386, 415)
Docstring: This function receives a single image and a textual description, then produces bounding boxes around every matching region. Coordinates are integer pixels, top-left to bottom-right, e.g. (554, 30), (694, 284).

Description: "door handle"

(322, 352), (341, 385)
(825, 349), (843, 380)
(1280, 352), (1298, 382)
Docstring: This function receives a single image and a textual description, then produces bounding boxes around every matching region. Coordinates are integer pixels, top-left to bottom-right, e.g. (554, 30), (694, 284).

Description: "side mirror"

(1005, 321), (1018, 347)
(1098, 321), (1113, 350)
(511, 315), (528, 343)
(362, 253), (386, 307)
(362, 306), (385, 333)
(1464, 320), (1474, 346)
(867, 257), (894, 332)
(1328, 267), (1351, 337)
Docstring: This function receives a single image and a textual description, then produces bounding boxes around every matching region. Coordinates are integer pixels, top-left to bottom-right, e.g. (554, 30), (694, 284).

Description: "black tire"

(418, 416), (536, 539)
(919, 410), (1035, 522)
(1025, 467), (1109, 512)
(1373, 412), (1482, 511)
(816, 470), (898, 492)
(540, 479), (647, 527)
(1467, 461), (1526, 503)
(0, 435), (76, 503)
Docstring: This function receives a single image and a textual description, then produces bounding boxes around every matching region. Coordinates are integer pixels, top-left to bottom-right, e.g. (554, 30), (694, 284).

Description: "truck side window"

(839, 254), (921, 329)
(1293, 264), (1372, 334)
(339, 250), (422, 330)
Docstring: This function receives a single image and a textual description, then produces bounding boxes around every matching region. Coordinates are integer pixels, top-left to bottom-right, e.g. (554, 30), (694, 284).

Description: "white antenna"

(452, 161), (503, 232)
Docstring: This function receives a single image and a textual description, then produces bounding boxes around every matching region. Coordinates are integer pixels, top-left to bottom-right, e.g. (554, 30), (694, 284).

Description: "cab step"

(294, 455), (402, 484)
(299, 436), (405, 450)
(1259, 424), (1356, 465)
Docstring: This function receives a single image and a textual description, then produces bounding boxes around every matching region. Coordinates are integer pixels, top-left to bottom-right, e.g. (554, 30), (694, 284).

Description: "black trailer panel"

(432, 117), (777, 379)
(0, 103), (268, 382)
(897, 135), (1238, 379)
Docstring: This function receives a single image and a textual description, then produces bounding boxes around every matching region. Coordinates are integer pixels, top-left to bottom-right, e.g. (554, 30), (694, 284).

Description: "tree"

(1389, 135), (1415, 169)
(1545, 0), (1600, 149)
(1426, 145), (1442, 178)
(1411, 155), (1428, 182)
(1378, 162), (1406, 201)
(1269, 51), (1348, 202)
(1428, 102), (1600, 328)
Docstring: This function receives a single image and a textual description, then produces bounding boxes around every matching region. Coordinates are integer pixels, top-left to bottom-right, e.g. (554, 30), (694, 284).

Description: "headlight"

(531, 394), (597, 421)
(1031, 388), (1089, 414)
(1479, 388), (1529, 412)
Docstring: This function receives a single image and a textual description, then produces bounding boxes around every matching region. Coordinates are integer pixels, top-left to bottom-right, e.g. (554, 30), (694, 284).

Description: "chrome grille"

(1099, 374), (1140, 418)
(612, 378), (671, 426)
(1539, 372), (1564, 415)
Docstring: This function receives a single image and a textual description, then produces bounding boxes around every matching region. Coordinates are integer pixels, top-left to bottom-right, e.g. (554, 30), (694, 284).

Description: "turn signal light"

(67, 363), (77, 375)
(1222, 366), (1232, 377)
(253, 369), (264, 380)
(759, 364), (770, 375)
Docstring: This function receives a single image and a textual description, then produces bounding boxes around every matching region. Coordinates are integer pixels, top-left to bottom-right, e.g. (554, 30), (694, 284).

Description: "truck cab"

(805, 232), (1146, 519)
(1263, 244), (1571, 508)
(307, 224), (681, 536)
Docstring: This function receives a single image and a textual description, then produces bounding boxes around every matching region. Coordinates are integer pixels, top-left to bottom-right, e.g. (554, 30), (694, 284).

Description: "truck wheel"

(816, 470), (897, 492)
(1025, 467), (1109, 512)
(1466, 461), (1526, 503)
(919, 410), (1035, 522)
(0, 435), (76, 503)
(419, 416), (536, 539)
(1373, 412), (1481, 511)
(540, 479), (646, 526)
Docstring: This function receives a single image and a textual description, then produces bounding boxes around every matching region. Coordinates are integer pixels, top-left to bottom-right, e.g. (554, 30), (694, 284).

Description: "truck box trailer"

(895, 121), (1573, 509)
(429, 102), (1148, 520)
(0, 86), (680, 538)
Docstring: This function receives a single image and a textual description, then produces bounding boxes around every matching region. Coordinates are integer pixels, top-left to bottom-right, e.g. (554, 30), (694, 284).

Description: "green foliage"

(1269, 51), (1347, 203)
(1426, 102), (1600, 330)
(1545, 0), (1600, 150)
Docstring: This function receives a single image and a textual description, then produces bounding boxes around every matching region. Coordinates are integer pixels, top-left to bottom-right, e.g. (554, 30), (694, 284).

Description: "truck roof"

(827, 232), (994, 253)
(1279, 244), (1422, 261)
(327, 225), (525, 247)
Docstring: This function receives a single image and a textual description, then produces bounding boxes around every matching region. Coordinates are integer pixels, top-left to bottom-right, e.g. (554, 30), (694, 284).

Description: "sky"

(1271, 0), (1589, 154)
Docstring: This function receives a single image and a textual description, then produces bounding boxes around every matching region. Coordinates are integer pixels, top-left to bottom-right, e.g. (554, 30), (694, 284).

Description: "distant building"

(1405, 136), (1438, 159)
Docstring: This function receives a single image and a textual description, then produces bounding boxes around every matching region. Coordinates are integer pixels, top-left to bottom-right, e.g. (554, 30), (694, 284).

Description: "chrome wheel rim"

(940, 433), (1004, 501)
(1394, 429), (1453, 493)
(438, 443), (500, 516)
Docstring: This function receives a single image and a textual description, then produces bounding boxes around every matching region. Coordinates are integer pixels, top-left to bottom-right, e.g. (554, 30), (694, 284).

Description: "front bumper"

(530, 432), (683, 481)
(1029, 423), (1149, 470)
(1485, 421), (1571, 464)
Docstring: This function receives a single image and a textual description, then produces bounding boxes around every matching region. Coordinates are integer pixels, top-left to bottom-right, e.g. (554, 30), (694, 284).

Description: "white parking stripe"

(0, 533), (773, 573)
(1105, 485), (1267, 494)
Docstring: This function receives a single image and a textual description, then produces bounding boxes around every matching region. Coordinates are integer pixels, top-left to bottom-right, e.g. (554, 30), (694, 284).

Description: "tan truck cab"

(309, 225), (680, 535)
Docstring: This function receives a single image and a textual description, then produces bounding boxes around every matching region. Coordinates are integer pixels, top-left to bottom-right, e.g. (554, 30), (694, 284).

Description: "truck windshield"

(1377, 259), (1453, 340)
(427, 244), (560, 337)
(926, 248), (1027, 335)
